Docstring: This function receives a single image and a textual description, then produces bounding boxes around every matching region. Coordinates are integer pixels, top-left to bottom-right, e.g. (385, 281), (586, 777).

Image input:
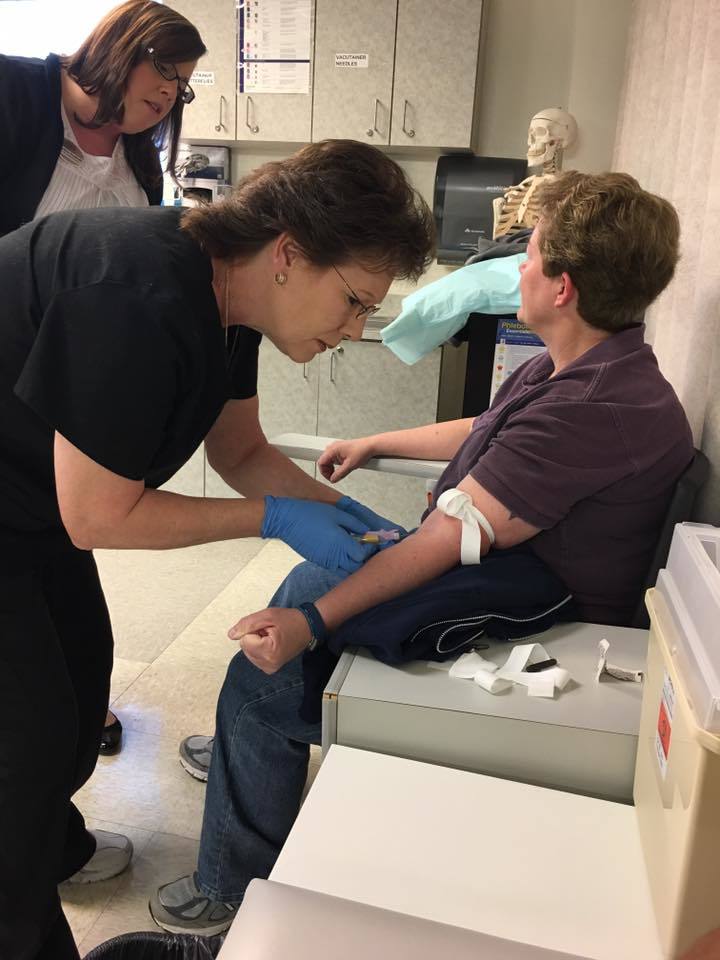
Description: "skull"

(527, 108), (578, 167)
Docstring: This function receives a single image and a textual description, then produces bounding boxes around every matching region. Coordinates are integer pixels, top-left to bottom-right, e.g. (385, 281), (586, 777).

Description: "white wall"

(475, 0), (634, 172)
(0, 0), (118, 57)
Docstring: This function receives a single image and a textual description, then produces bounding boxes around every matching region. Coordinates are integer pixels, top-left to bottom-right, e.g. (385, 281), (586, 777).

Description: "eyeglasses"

(147, 48), (195, 104)
(332, 265), (380, 321)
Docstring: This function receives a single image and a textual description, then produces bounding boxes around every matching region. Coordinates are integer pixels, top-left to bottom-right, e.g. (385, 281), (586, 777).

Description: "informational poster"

(239, 0), (312, 94)
(489, 319), (546, 404)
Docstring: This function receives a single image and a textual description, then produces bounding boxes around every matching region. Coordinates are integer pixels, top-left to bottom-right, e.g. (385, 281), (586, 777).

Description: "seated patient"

(151, 171), (693, 934)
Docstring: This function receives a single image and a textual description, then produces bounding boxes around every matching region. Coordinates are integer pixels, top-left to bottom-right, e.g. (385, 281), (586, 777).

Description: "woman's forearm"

(77, 488), (267, 550)
(315, 510), (461, 631)
(368, 418), (474, 461)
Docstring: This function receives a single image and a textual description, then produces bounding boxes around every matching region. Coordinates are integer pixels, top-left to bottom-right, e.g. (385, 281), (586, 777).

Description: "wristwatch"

(296, 602), (328, 652)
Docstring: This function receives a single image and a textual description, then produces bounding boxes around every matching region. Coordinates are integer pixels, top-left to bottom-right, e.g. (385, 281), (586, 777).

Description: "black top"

(0, 206), (261, 543)
(0, 53), (163, 238)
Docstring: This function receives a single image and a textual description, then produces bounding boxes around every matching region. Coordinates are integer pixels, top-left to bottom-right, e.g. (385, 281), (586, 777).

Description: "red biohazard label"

(654, 671), (675, 779)
(657, 700), (672, 759)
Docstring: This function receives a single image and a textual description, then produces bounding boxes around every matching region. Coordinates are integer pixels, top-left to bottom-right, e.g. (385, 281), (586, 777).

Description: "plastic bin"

(83, 931), (224, 959)
(634, 587), (720, 957)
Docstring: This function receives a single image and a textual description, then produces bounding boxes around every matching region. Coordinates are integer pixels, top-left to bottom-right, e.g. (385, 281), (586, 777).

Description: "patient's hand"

(228, 607), (311, 674)
(318, 437), (375, 483)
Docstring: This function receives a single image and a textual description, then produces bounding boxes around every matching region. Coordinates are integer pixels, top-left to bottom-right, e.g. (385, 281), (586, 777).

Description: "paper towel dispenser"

(434, 155), (528, 264)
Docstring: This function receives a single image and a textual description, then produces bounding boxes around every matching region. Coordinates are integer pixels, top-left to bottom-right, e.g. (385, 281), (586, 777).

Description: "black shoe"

(100, 713), (123, 755)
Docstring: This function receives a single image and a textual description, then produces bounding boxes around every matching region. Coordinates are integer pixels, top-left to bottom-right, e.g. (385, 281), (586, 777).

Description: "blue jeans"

(196, 562), (346, 903)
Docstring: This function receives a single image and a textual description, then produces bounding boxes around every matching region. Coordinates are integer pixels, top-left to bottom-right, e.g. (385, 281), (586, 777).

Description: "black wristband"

(297, 602), (328, 652)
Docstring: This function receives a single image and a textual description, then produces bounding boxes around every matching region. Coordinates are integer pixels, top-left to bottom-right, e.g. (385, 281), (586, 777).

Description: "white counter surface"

(272, 745), (663, 960)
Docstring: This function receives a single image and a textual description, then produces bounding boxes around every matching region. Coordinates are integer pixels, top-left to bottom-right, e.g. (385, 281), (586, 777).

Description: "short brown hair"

(536, 171), (680, 332)
(181, 140), (435, 281)
(64, 0), (206, 189)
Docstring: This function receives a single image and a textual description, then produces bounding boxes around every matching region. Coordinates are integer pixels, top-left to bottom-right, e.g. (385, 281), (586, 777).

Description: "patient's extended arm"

(318, 418), (475, 483)
(231, 474), (539, 674)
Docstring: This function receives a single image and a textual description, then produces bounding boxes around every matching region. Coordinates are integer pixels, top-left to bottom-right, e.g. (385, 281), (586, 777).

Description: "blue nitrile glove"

(261, 496), (377, 573)
(380, 253), (526, 365)
(337, 496), (408, 547)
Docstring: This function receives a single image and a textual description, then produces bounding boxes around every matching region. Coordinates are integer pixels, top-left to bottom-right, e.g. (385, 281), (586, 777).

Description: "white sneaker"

(67, 829), (133, 884)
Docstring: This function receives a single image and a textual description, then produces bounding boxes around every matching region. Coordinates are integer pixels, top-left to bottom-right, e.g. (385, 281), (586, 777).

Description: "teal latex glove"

(261, 496), (376, 572)
(381, 253), (526, 365)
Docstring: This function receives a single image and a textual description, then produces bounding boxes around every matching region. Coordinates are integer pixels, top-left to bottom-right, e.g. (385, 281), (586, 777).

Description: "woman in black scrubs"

(1, 0), (207, 756)
(0, 139), (434, 960)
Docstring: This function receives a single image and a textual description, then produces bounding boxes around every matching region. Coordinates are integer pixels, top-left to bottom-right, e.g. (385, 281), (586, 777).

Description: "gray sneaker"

(149, 873), (237, 935)
(179, 735), (214, 782)
(67, 830), (133, 884)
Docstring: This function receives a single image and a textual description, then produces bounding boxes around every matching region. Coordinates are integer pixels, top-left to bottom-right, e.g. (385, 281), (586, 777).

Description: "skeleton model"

(492, 108), (578, 239)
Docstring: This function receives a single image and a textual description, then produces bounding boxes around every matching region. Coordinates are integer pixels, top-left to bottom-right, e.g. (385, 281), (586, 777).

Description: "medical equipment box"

(635, 582), (720, 957)
(323, 620), (649, 803)
(654, 523), (720, 733)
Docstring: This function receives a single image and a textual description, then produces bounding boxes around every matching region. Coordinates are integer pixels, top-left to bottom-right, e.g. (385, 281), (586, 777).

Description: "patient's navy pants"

(0, 542), (112, 960)
(196, 562), (344, 903)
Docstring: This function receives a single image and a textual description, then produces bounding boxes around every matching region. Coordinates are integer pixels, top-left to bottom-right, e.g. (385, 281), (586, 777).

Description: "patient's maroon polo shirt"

(431, 324), (694, 625)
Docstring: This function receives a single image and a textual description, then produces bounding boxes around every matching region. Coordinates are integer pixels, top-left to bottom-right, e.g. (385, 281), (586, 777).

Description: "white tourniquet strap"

(436, 488), (495, 565)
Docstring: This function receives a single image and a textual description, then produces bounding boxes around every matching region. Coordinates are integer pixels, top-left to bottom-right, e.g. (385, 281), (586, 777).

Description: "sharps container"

(634, 524), (720, 957)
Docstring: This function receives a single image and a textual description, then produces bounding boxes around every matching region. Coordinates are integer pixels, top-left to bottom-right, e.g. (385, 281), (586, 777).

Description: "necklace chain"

(224, 265), (240, 367)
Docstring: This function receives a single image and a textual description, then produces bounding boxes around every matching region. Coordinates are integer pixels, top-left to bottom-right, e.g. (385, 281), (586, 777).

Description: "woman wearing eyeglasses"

(0, 0), (204, 239)
(0, 137), (433, 960)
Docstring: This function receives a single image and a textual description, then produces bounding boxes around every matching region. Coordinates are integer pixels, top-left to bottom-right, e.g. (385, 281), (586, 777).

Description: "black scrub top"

(0, 206), (261, 547)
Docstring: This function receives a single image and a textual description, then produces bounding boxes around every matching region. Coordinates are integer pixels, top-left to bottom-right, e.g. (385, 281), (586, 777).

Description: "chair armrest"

(269, 432), (449, 481)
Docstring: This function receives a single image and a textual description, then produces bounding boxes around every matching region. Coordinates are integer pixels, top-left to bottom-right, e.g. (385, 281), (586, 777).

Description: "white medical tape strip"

(449, 642), (573, 698)
(436, 488), (495, 565)
(449, 650), (498, 679)
(475, 670), (513, 694)
(595, 638), (643, 683)
(496, 642), (549, 675)
(528, 675), (555, 698)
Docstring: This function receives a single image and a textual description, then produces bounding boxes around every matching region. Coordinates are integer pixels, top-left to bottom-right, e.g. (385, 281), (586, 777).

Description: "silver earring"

(274, 272), (288, 286)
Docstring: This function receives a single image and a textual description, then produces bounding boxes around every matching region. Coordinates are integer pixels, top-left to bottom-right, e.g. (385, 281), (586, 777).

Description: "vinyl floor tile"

(159, 539), (303, 668)
(109, 657), (151, 706)
(112, 656), (227, 740)
(75, 727), (208, 841)
(95, 538), (265, 663)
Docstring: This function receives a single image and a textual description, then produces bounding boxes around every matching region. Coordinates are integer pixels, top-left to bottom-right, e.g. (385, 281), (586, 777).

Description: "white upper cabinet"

(166, 0), (238, 141)
(236, 1), (316, 143)
(391, 0), (483, 148)
(312, 0), (398, 145)
(236, 88), (314, 144)
(168, 0), (483, 148)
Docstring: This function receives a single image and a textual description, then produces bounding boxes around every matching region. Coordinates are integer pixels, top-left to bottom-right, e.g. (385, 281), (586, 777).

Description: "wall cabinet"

(166, 0), (237, 140)
(391, 0), (483, 148)
(172, 0), (483, 149)
(312, 0), (483, 148)
(311, 0), (397, 144)
(236, 0), (316, 144)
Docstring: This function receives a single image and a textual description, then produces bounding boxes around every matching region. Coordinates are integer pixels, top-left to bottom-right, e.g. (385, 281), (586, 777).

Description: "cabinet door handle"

(402, 99), (416, 138)
(302, 362), (308, 380)
(366, 98), (381, 138)
(329, 346), (343, 382)
(246, 96), (259, 134)
(214, 95), (226, 132)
